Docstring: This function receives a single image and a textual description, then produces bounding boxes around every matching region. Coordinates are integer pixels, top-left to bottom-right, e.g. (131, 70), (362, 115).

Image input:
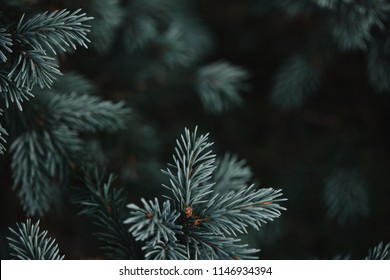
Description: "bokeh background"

(1, 0), (389, 259)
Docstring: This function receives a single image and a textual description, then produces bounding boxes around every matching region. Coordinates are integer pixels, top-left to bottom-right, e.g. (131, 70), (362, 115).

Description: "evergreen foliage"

(270, 0), (390, 107)
(271, 54), (321, 108)
(365, 242), (390, 260)
(7, 74), (131, 216)
(7, 219), (64, 260)
(324, 168), (370, 225)
(0, 8), (92, 110)
(84, 0), (123, 53)
(0, 0), (389, 261)
(213, 153), (253, 192)
(196, 61), (250, 113)
(367, 28), (390, 92)
(0, 109), (7, 154)
(124, 127), (286, 259)
(72, 169), (139, 260)
(73, 0), (246, 113)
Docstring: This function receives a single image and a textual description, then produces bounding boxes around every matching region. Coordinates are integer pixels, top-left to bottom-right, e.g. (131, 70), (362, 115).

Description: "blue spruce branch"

(7, 219), (64, 260)
(9, 74), (131, 216)
(72, 170), (140, 259)
(0, 9), (92, 110)
(0, 27), (13, 62)
(124, 127), (287, 259)
(14, 9), (92, 54)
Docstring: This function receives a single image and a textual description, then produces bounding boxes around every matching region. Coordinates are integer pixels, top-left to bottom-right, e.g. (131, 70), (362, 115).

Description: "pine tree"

(1, 0), (389, 260)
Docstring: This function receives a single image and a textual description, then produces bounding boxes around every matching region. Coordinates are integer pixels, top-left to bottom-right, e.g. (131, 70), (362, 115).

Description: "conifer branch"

(46, 92), (131, 133)
(329, 1), (390, 50)
(365, 242), (390, 260)
(324, 168), (370, 225)
(10, 130), (68, 216)
(271, 54), (321, 108)
(14, 9), (92, 54)
(0, 71), (34, 110)
(0, 128), (6, 154)
(125, 199), (182, 246)
(50, 72), (94, 95)
(1, 9), (92, 110)
(0, 109), (7, 154)
(125, 127), (286, 259)
(0, 27), (13, 62)
(72, 170), (139, 259)
(9, 73), (131, 216)
(200, 186), (286, 236)
(196, 61), (250, 113)
(162, 127), (216, 212)
(213, 153), (252, 192)
(143, 240), (188, 260)
(187, 233), (259, 260)
(367, 31), (390, 92)
(8, 49), (61, 90)
(86, 0), (123, 53)
(159, 16), (213, 67)
(7, 219), (64, 260)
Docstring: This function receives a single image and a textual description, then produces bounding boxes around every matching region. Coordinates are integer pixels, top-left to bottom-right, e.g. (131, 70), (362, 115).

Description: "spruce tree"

(1, 0), (389, 260)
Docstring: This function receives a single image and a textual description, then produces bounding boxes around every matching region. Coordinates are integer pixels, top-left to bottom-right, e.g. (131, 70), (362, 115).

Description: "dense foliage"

(1, 0), (389, 260)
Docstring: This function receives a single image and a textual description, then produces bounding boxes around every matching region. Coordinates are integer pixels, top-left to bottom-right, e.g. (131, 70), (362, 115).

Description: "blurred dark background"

(1, 0), (389, 259)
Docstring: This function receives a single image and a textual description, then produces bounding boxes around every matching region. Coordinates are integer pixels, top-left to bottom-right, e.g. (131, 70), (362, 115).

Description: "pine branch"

(72, 170), (139, 259)
(7, 49), (61, 90)
(0, 71), (34, 110)
(367, 30), (390, 92)
(161, 127), (216, 212)
(125, 127), (286, 259)
(158, 16), (213, 67)
(329, 1), (390, 50)
(10, 130), (70, 216)
(9, 75), (131, 216)
(196, 61), (250, 113)
(213, 153), (253, 192)
(365, 242), (390, 260)
(7, 219), (64, 260)
(324, 168), (370, 225)
(50, 72), (94, 95)
(86, 0), (123, 53)
(0, 27), (13, 62)
(46, 91), (131, 133)
(123, 0), (212, 63)
(271, 54), (321, 108)
(187, 233), (259, 260)
(14, 9), (92, 54)
(122, 0), (167, 53)
(125, 198), (182, 246)
(200, 186), (286, 236)
(1, 9), (92, 110)
(143, 240), (188, 260)
(0, 128), (6, 154)
(0, 109), (7, 154)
